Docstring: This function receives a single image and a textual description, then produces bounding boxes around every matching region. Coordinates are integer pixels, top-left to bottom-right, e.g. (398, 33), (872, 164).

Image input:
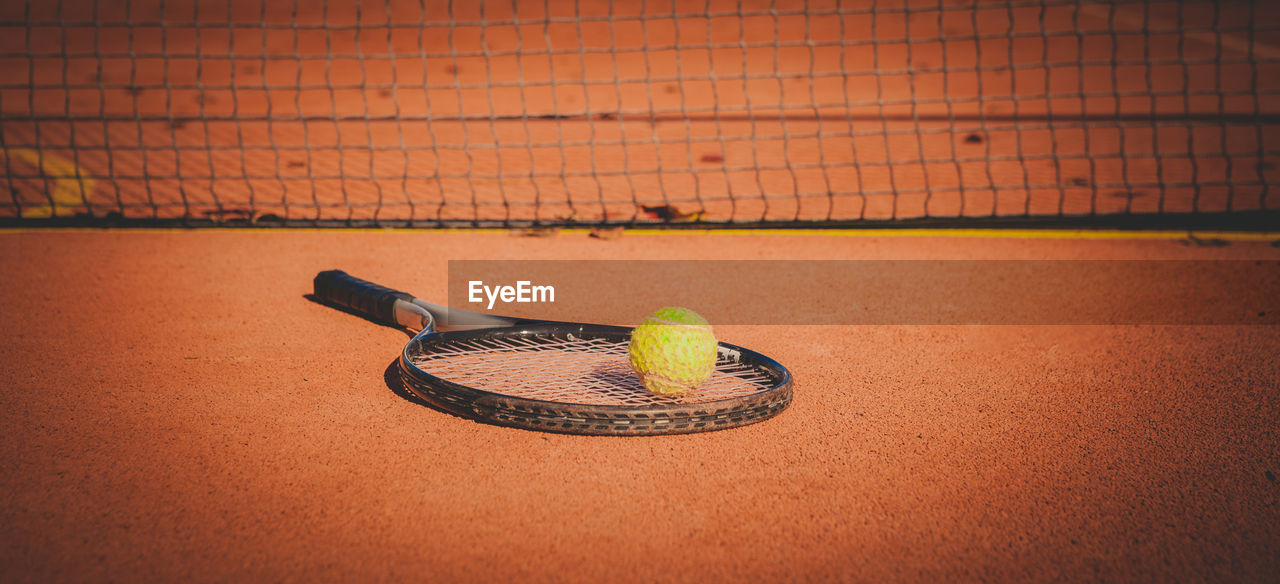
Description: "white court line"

(1078, 1), (1280, 61)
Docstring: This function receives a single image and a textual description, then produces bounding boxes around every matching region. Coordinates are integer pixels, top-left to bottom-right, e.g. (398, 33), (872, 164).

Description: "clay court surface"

(2, 0), (1279, 579)
(1, 227), (1278, 582)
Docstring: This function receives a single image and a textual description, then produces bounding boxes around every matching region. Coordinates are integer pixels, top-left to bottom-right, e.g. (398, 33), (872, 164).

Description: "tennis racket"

(313, 269), (792, 435)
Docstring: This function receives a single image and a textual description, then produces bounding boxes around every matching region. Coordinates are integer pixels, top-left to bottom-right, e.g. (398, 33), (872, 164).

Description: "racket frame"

(397, 323), (793, 435)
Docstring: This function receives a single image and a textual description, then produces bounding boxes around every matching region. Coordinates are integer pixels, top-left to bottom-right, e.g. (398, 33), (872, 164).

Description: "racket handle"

(314, 270), (413, 327)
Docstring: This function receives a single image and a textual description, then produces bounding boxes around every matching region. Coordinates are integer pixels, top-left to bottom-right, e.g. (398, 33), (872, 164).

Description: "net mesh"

(2, 0), (1277, 227)
(408, 334), (776, 406)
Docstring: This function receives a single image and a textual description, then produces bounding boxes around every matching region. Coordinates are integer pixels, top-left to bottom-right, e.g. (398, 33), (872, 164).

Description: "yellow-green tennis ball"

(628, 307), (718, 397)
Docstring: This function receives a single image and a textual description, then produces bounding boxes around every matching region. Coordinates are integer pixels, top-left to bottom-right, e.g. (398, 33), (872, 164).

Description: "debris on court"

(640, 205), (707, 222)
(589, 226), (624, 240)
(509, 226), (560, 238)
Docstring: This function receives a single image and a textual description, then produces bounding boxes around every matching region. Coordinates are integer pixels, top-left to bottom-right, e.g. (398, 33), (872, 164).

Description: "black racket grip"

(313, 270), (413, 327)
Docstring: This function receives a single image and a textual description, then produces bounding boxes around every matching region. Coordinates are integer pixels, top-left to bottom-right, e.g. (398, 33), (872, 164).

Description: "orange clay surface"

(2, 228), (1279, 582)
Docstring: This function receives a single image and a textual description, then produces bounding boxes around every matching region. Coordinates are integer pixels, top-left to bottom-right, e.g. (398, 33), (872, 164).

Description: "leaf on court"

(589, 226), (624, 241)
(640, 204), (707, 222)
(963, 133), (984, 144)
(200, 207), (259, 225)
(1179, 234), (1230, 247)
(2, 148), (95, 218)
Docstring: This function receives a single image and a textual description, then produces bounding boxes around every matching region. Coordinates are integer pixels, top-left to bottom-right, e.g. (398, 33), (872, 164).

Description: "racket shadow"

(384, 360), (503, 427)
(383, 359), (424, 405)
(308, 292), (473, 421)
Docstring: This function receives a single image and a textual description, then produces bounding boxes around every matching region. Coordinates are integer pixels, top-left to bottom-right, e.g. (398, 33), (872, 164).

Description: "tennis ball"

(628, 307), (718, 397)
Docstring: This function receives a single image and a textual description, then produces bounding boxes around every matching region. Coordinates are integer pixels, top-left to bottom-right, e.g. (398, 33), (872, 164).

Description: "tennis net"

(2, 0), (1277, 228)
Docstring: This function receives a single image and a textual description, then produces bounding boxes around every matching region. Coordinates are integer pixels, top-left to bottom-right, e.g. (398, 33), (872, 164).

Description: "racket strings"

(408, 335), (776, 407)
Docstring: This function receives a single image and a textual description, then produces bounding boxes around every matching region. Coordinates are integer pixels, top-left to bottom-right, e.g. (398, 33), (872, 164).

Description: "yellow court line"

(2, 226), (1277, 241)
(572, 228), (1280, 241)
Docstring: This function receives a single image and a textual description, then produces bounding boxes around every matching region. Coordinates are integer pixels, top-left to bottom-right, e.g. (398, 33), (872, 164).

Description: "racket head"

(398, 323), (792, 435)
